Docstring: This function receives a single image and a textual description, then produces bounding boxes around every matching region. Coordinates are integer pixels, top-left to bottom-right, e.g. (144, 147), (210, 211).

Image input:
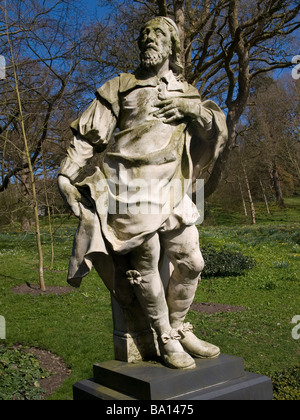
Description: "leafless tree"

(0, 0), (93, 194)
(0, 0), (98, 288)
(97, 0), (300, 197)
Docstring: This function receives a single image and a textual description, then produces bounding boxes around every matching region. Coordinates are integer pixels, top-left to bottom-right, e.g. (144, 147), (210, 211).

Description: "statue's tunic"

(59, 70), (227, 286)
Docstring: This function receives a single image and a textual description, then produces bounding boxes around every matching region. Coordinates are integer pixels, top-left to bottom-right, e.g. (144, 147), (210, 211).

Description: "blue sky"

(79, 0), (115, 20)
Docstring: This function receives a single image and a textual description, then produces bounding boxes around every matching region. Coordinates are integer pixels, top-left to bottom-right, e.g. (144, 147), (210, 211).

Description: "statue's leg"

(161, 225), (220, 359)
(128, 233), (196, 369)
(111, 253), (136, 308)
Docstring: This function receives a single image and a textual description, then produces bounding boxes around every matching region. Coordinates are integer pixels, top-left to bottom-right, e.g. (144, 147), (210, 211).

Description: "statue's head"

(138, 17), (183, 75)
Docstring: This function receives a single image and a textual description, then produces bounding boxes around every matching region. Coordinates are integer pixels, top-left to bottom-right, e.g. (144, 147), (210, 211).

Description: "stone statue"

(58, 17), (227, 370)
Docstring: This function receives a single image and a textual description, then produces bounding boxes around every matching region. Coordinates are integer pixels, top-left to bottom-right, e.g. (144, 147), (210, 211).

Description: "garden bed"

(0, 344), (70, 400)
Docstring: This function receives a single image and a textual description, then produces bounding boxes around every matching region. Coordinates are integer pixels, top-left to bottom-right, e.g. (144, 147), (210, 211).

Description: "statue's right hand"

(58, 175), (82, 217)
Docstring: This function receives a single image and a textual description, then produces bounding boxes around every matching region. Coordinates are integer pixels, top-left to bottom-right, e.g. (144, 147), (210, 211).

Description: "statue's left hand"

(153, 98), (201, 123)
(58, 175), (91, 218)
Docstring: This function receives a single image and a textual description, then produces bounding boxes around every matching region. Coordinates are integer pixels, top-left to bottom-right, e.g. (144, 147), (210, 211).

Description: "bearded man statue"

(58, 17), (227, 369)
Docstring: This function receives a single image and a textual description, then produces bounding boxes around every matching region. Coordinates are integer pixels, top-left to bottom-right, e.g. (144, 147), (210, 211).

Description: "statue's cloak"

(60, 71), (227, 288)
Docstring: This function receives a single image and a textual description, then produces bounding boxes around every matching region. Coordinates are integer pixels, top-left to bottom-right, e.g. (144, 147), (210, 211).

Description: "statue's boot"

(157, 328), (196, 370)
(126, 269), (195, 369)
(167, 273), (220, 359)
(177, 323), (220, 359)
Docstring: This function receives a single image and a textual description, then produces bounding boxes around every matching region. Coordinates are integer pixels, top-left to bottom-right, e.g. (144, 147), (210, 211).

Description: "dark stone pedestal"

(73, 354), (273, 400)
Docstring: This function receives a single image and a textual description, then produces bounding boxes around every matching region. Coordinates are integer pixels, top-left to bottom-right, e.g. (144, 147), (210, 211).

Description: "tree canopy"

(0, 0), (299, 209)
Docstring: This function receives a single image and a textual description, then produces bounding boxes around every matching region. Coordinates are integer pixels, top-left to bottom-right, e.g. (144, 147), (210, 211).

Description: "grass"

(204, 197), (300, 227)
(196, 224), (300, 373)
(0, 215), (115, 399)
(0, 199), (299, 400)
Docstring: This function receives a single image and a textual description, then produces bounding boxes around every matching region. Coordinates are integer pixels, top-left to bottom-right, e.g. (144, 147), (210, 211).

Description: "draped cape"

(59, 71), (228, 288)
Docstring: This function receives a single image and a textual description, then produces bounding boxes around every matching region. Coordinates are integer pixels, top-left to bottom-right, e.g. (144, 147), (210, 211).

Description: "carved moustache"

(142, 42), (159, 52)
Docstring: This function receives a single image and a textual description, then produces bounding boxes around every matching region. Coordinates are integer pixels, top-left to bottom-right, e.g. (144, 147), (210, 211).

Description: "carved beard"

(140, 48), (167, 69)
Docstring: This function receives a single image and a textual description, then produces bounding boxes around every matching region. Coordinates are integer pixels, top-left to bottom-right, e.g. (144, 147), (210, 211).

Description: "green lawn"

(0, 198), (299, 400)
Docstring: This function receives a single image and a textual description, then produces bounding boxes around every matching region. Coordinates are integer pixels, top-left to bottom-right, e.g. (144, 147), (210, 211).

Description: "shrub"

(291, 232), (300, 245)
(202, 246), (255, 278)
(269, 364), (300, 400)
(0, 346), (50, 400)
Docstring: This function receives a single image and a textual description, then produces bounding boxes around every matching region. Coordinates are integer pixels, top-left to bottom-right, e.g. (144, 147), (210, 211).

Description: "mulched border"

(9, 284), (246, 399)
(24, 347), (71, 399)
(11, 283), (73, 296)
(9, 284), (73, 398)
(191, 302), (246, 314)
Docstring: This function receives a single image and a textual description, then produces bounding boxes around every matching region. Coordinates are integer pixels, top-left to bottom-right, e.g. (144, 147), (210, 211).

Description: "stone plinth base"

(73, 354), (273, 400)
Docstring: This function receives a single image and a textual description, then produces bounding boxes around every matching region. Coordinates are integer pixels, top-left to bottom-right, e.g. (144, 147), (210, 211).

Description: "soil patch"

(11, 344), (71, 400)
(11, 283), (73, 296)
(26, 347), (71, 399)
(191, 302), (246, 314)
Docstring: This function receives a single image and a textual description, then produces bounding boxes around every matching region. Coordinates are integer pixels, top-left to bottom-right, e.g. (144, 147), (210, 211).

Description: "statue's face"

(139, 20), (172, 68)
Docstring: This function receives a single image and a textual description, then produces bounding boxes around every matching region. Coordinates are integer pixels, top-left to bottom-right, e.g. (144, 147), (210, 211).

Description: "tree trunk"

(205, 0), (251, 198)
(42, 152), (54, 270)
(173, 0), (185, 67)
(238, 176), (248, 217)
(259, 179), (271, 215)
(204, 110), (238, 198)
(157, 0), (168, 16)
(19, 170), (32, 232)
(270, 161), (285, 207)
(5, 5), (46, 291)
(243, 165), (256, 225)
